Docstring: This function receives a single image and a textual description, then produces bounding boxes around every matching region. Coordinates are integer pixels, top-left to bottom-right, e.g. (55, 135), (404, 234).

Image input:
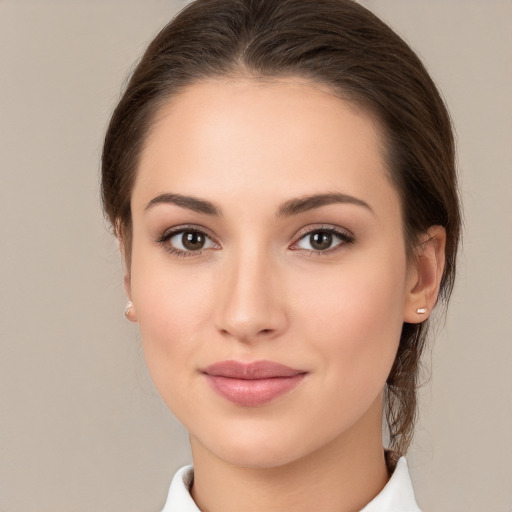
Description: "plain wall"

(1, 1), (511, 511)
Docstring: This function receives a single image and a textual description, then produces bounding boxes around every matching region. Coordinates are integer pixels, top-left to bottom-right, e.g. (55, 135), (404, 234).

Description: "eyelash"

(156, 225), (354, 258)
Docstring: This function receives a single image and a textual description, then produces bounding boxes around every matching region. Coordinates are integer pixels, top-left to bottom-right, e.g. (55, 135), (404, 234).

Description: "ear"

(403, 226), (446, 323)
(119, 238), (138, 323)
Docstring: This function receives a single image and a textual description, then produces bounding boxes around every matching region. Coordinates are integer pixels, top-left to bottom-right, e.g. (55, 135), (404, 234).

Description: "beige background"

(0, 1), (511, 511)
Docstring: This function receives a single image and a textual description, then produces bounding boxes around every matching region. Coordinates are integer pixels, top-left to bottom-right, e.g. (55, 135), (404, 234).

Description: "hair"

(101, 0), (461, 456)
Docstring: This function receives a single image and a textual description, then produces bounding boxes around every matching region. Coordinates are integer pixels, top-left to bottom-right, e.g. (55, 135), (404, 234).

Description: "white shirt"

(161, 457), (421, 511)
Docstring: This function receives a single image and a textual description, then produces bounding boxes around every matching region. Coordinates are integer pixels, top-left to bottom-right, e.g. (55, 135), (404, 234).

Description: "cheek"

(130, 224), (216, 327)
(292, 251), (407, 390)
(129, 255), (217, 401)
(134, 270), (212, 343)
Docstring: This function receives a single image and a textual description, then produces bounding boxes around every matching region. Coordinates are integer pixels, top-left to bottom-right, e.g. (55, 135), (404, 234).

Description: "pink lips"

(202, 360), (307, 407)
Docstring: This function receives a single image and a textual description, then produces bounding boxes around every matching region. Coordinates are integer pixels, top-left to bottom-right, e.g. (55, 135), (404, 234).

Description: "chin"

(192, 423), (326, 470)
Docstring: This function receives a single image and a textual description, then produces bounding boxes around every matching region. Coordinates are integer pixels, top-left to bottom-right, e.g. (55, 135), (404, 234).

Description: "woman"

(101, 0), (461, 510)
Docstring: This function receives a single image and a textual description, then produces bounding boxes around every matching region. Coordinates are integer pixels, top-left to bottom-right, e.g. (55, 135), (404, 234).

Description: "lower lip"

(204, 374), (307, 407)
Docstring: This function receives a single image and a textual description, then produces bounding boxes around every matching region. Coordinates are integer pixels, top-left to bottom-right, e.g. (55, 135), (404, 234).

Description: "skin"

(124, 78), (446, 512)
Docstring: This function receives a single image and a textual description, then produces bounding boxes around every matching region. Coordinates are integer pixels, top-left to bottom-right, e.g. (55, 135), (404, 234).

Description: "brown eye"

(309, 231), (333, 251)
(163, 228), (217, 255)
(182, 231), (206, 251)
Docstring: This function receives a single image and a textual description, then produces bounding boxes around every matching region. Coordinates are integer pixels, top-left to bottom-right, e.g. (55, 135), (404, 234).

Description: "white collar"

(360, 457), (421, 512)
(161, 457), (421, 512)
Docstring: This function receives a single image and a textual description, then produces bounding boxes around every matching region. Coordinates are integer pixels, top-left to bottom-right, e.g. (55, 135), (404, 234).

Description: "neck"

(189, 400), (390, 512)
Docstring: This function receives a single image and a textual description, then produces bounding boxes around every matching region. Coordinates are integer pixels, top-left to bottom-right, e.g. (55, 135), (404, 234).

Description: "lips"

(202, 360), (307, 407)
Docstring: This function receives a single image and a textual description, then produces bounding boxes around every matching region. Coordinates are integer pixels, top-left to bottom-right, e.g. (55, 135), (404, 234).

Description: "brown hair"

(101, 0), (461, 455)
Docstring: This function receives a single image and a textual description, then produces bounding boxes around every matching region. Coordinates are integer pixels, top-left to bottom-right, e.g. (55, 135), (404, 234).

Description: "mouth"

(202, 360), (308, 407)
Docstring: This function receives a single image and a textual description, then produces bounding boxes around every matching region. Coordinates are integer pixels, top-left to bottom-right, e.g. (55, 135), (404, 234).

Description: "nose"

(214, 247), (288, 343)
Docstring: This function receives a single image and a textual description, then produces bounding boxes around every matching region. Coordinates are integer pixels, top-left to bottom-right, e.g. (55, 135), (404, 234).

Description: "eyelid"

(293, 224), (354, 240)
(158, 224), (217, 242)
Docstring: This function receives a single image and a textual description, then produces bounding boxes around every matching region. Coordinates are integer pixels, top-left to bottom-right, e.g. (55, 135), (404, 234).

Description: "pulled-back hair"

(101, 0), (461, 456)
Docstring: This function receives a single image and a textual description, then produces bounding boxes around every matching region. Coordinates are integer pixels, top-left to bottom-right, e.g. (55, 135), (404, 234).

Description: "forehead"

(132, 77), (399, 221)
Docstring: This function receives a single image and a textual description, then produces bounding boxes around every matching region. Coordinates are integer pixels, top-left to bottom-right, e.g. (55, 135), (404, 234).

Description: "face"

(127, 78), (418, 468)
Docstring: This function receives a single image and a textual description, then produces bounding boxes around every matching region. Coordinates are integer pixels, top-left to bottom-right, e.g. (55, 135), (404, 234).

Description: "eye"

(293, 227), (354, 254)
(157, 227), (218, 257)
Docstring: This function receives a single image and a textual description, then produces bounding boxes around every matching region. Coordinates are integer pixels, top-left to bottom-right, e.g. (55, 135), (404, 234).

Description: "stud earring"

(124, 301), (136, 321)
(416, 307), (428, 314)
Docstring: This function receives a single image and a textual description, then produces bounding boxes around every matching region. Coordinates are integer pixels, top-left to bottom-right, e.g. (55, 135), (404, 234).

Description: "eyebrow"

(144, 192), (373, 217)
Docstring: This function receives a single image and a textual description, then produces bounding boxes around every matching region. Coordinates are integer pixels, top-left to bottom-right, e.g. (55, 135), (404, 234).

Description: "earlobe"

(403, 226), (446, 323)
(124, 300), (138, 322)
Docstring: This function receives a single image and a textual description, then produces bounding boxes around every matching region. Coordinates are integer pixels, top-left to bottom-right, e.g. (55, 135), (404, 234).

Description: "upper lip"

(202, 360), (306, 379)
